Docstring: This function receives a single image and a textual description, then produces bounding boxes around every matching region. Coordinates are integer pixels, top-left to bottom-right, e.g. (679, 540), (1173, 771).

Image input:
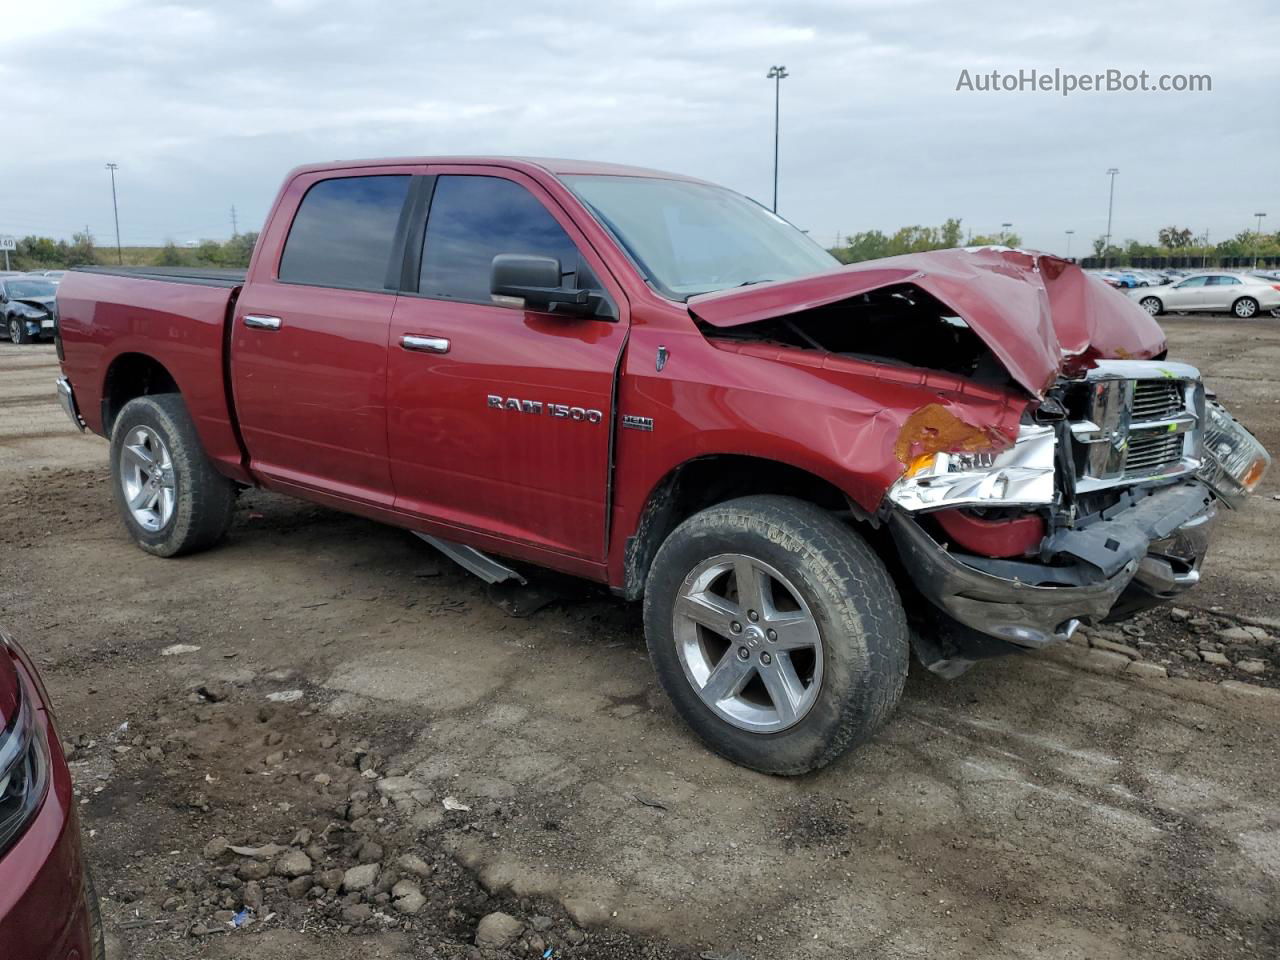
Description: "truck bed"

(71, 265), (246, 288)
(56, 265), (248, 483)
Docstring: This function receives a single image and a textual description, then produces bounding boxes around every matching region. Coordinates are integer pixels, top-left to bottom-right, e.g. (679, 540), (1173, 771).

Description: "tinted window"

(420, 176), (581, 302)
(1206, 275), (1240, 285)
(1176, 276), (1208, 287)
(279, 175), (411, 290)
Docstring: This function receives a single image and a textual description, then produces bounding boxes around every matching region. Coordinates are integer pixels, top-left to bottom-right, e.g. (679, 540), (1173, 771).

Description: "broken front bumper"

(890, 480), (1217, 650)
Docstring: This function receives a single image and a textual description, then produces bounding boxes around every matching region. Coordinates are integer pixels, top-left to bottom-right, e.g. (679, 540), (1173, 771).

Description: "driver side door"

(385, 168), (629, 563)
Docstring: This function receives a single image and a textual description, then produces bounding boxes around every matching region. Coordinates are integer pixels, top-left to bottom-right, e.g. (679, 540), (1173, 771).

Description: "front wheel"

(109, 394), (235, 557)
(643, 495), (909, 775)
(1233, 296), (1259, 319)
(8, 316), (34, 344)
(1139, 296), (1163, 316)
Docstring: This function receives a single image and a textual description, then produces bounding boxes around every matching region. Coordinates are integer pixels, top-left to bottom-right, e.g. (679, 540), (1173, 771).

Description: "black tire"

(1139, 296), (1163, 316)
(85, 868), (107, 960)
(643, 495), (909, 775)
(1232, 296), (1258, 319)
(8, 315), (34, 344)
(109, 394), (234, 557)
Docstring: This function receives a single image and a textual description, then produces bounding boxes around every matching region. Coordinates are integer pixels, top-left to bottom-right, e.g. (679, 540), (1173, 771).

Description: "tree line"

(2, 232), (260, 270)
(830, 220), (1279, 266)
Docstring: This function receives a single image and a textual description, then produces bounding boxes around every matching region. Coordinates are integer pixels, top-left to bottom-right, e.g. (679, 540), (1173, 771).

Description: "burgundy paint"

(0, 639), (95, 959)
(932, 508), (1047, 558)
(56, 159), (1167, 586)
(691, 248), (1167, 396)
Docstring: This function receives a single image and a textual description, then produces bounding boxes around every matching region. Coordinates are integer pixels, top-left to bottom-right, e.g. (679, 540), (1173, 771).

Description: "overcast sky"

(0, 0), (1275, 255)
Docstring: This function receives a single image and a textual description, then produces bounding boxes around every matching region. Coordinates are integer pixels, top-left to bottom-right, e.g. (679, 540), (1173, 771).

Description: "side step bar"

(413, 533), (527, 585)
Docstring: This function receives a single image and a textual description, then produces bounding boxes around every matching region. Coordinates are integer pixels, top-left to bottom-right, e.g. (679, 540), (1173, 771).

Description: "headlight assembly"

(1197, 399), (1270, 509)
(0, 636), (50, 855)
(888, 424), (1056, 512)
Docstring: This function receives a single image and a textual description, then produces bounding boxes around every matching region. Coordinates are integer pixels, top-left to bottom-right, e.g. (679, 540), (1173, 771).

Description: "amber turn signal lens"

(904, 453), (936, 478)
(1241, 456), (1268, 491)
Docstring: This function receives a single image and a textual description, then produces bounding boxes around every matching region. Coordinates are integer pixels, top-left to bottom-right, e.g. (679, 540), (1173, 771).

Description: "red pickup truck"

(53, 157), (1270, 774)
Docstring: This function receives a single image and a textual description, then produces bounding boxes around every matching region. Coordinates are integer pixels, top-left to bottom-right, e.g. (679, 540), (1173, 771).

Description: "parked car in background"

(1137, 272), (1280, 318)
(0, 629), (104, 959)
(1, 276), (58, 343)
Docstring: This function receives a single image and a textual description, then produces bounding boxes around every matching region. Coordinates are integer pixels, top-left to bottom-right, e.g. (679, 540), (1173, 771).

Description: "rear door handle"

(243, 314), (282, 330)
(401, 334), (450, 354)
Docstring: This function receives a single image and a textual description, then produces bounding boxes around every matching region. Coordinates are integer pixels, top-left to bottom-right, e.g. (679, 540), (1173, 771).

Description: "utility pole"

(1065, 229), (1074, 258)
(106, 162), (123, 264)
(1103, 167), (1119, 265)
(231, 205), (239, 238)
(766, 65), (788, 213)
(1254, 212), (1267, 268)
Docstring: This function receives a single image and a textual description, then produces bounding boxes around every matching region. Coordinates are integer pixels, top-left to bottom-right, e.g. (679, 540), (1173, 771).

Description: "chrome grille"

(1131, 380), (1183, 420)
(1125, 431), (1185, 472)
(1068, 360), (1204, 493)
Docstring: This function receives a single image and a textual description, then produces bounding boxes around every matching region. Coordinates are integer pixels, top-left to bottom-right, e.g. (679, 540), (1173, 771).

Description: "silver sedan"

(1136, 272), (1280, 318)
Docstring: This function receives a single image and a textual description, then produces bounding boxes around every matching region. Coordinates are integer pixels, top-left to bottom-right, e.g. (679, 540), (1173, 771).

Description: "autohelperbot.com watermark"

(955, 68), (1211, 96)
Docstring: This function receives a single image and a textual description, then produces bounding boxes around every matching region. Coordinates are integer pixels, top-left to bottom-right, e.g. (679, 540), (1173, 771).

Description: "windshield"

(4, 280), (56, 298)
(562, 175), (838, 300)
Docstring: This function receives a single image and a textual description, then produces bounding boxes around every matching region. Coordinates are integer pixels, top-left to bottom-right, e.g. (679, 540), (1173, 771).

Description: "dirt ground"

(1, 315), (1278, 960)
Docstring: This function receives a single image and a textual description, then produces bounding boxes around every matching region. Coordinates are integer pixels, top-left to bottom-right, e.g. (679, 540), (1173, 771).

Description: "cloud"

(0, 0), (1274, 252)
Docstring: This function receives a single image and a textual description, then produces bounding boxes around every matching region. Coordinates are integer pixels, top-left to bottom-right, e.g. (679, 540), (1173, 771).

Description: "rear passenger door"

(385, 168), (629, 562)
(232, 170), (414, 508)
(1203, 275), (1241, 311)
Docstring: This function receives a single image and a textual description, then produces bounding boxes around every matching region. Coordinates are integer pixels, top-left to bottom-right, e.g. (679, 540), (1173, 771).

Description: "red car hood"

(687, 248), (1167, 396)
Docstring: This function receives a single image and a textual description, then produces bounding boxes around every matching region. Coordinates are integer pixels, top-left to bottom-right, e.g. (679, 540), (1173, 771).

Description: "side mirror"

(490, 254), (593, 315)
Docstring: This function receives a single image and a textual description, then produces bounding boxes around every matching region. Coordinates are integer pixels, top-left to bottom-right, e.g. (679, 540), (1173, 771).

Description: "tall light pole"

(766, 65), (788, 213)
(105, 162), (122, 264)
(1254, 212), (1267, 268)
(1103, 167), (1119, 264)
(1065, 229), (1074, 258)
(1000, 222), (1012, 244)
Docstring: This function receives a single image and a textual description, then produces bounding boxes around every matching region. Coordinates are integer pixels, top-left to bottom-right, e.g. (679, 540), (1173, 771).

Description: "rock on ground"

(341, 862), (380, 892)
(476, 911), (524, 948)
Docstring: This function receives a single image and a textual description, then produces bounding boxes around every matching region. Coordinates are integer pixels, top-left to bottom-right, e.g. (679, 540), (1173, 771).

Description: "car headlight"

(1196, 399), (1270, 509)
(888, 424), (1057, 512)
(0, 635), (50, 856)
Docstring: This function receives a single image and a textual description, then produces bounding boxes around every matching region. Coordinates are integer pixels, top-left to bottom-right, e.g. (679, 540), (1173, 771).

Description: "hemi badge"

(622, 415), (654, 432)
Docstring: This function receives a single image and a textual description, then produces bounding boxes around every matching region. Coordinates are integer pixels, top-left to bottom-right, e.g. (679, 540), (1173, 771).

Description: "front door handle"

(243, 314), (283, 330)
(401, 334), (450, 354)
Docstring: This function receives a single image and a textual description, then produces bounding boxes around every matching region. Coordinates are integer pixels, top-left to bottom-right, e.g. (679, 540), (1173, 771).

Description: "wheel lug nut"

(730, 621), (742, 634)
(747, 610), (759, 622)
(737, 647), (750, 660)
(766, 629), (777, 642)
(760, 651), (772, 665)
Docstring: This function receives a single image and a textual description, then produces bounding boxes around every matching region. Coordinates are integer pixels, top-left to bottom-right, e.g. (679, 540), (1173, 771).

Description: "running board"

(413, 533), (527, 585)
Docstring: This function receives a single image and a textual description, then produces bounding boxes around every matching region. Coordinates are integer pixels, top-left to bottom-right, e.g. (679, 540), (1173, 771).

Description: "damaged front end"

(690, 249), (1270, 676)
(887, 359), (1267, 676)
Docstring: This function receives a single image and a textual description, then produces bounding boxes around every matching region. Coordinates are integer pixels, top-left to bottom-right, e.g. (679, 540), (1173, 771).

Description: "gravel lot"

(1, 315), (1278, 959)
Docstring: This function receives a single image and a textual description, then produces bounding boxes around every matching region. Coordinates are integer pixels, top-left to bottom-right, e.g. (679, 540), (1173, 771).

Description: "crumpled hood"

(688, 248), (1167, 396)
(12, 296), (55, 314)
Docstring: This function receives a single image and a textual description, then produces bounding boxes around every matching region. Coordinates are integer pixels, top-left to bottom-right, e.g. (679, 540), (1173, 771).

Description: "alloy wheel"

(673, 553), (824, 733)
(119, 425), (176, 531)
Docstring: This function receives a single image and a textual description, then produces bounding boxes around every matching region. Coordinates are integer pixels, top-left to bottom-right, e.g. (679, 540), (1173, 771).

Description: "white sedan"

(1136, 272), (1280, 318)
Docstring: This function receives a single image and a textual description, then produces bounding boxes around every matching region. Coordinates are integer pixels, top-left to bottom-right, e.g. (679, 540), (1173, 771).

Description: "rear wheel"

(643, 495), (909, 775)
(1139, 296), (1162, 316)
(1232, 296), (1259, 319)
(109, 394), (235, 557)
